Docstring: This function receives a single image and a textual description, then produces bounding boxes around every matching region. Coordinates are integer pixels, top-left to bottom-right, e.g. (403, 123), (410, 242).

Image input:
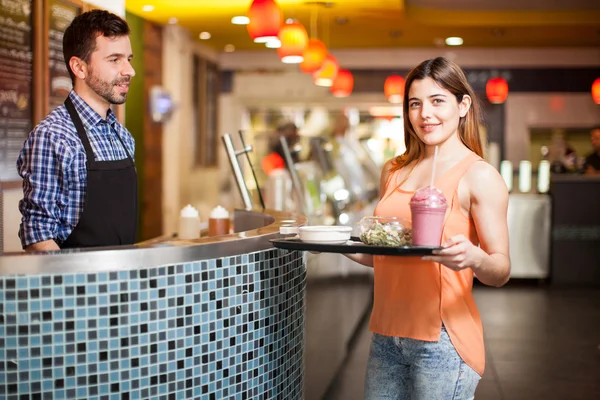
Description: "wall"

(2, 187), (22, 252)
(220, 47), (600, 70)
(84, 0), (125, 16)
(161, 26), (225, 235)
(506, 93), (600, 165)
(125, 12), (146, 239)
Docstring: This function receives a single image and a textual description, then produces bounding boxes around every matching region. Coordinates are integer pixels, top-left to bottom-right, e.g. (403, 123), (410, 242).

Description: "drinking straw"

(429, 145), (439, 188)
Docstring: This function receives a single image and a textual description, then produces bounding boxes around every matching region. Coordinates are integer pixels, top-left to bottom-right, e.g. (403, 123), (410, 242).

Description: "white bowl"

(298, 226), (352, 244)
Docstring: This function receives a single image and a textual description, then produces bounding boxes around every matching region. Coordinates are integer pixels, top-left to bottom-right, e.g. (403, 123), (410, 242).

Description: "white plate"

(298, 225), (352, 243)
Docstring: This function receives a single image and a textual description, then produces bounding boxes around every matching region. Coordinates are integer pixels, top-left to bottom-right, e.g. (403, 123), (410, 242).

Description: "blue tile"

(99, 383), (109, 394)
(0, 249), (305, 400)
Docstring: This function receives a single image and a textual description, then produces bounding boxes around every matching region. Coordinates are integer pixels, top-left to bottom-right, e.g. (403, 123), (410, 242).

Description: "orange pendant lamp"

(247, 0), (283, 43)
(486, 77), (509, 104)
(313, 54), (339, 87)
(277, 22), (308, 64)
(330, 69), (354, 97)
(299, 39), (327, 73)
(592, 78), (600, 104)
(384, 75), (405, 103)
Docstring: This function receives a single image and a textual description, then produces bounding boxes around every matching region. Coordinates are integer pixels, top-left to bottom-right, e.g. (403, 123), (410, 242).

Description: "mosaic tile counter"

(0, 210), (307, 400)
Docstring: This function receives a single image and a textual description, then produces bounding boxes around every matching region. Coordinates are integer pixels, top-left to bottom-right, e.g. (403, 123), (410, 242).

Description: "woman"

(350, 57), (511, 399)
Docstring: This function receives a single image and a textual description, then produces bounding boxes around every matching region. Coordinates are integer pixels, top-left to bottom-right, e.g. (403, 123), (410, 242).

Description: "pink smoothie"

(410, 186), (447, 246)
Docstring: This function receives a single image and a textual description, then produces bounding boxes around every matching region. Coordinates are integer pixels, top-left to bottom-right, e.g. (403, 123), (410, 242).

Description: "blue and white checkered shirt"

(17, 90), (135, 248)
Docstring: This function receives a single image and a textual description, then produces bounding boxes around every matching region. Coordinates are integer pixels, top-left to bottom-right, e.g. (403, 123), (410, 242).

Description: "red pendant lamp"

(247, 0), (282, 43)
(313, 54), (339, 87)
(384, 75), (405, 103)
(330, 69), (353, 97)
(486, 77), (509, 104)
(592, 78), (600, 104)
(299, 39), (327, 73)
(277, 22), (308, 64)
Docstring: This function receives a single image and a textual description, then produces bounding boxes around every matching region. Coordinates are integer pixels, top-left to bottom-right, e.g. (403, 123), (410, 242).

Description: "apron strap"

(64, 96), (95, 162)
(111, 119), (135, 165)
(64, 97), (133, 164)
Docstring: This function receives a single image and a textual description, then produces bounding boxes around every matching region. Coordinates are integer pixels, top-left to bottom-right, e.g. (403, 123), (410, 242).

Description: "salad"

(360, 220), (412, 247)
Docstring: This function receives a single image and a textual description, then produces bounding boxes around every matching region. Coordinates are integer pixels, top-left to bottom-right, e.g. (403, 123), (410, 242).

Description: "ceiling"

(124, 0), (600, 51)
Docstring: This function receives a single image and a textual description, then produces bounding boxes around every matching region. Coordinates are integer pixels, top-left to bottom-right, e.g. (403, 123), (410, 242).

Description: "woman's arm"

(423, 162), (510, 287)
(339, 159), (396, 268)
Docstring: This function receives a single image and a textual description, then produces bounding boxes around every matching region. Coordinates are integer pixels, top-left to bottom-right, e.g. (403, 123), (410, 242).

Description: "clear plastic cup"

(409, 187), (447, 246)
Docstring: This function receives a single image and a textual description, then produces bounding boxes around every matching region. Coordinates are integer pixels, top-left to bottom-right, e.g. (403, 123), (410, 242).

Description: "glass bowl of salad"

(359, 216), (412, 247)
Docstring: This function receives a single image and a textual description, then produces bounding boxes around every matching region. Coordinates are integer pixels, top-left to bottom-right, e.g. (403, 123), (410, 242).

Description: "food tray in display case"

(270, 236), (442, 256)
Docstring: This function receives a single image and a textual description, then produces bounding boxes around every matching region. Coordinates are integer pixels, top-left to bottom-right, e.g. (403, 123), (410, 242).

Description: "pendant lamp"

(299, 39), (327, 73)
(486, 77), (509, 104)
(247, 0), (282, 43)
(330, 69), (353, 97)
(592, 78), (600, 104)
(384, 75), (405, 103)
(277, 22), (308, 64)
(313, 54), (339, 87)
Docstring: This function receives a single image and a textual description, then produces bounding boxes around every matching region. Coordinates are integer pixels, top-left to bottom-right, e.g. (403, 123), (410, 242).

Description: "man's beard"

(86, 69), (129, 105)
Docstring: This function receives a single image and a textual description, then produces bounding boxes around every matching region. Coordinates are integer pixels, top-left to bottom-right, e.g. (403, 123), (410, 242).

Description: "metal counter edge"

(0, 209), (307, 275)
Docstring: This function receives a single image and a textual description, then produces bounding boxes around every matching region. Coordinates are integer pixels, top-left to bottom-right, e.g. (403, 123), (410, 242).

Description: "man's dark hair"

(63, 10), (130, 83)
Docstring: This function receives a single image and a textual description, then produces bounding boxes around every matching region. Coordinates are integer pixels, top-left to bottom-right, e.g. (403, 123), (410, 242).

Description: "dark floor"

(325, 284), (600, 400)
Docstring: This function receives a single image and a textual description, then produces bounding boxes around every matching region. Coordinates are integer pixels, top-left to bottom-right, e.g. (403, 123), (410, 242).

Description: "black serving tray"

(270, 236), (442, 256)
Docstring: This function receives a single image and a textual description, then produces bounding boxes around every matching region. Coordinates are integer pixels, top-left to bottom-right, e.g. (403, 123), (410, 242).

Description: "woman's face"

(407, 77), (470, 147)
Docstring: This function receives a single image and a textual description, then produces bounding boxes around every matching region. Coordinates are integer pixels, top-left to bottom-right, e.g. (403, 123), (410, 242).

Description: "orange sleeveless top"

(371, 152), (485, 376)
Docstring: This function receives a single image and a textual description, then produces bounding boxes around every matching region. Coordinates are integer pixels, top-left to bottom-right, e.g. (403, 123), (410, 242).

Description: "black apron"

(60, 97), (138, 248)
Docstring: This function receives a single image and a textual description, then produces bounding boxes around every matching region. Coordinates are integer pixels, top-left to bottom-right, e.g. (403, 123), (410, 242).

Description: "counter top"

(0, 209), (306, 274)
(551, 174), (600, 183)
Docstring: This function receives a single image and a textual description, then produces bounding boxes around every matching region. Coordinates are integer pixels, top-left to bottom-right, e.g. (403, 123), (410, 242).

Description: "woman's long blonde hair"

(391, 57), (485, 171)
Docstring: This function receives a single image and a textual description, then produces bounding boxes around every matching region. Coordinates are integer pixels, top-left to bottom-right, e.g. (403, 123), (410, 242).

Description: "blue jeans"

(364, 327), (481, 400)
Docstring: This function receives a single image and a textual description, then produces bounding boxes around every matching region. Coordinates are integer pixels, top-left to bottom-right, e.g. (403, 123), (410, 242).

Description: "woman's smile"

(420, 123), (441, 133)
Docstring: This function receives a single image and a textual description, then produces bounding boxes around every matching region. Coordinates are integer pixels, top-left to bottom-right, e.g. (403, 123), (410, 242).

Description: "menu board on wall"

(48, 0), (80, 111)
(0, 0), (33, 181)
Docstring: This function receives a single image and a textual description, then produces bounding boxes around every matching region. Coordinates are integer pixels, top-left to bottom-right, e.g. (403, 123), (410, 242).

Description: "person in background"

(16, 10), (137, 251)
(548, 131), (579, 174)
(344, 57), (510, 399)
(261, 122), (299, 174)
(583, 127), (600, 175)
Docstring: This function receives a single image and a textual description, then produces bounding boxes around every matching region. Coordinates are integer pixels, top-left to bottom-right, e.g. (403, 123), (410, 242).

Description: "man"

(17, 10), (137, 251)
(583, 127), (600, 175)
